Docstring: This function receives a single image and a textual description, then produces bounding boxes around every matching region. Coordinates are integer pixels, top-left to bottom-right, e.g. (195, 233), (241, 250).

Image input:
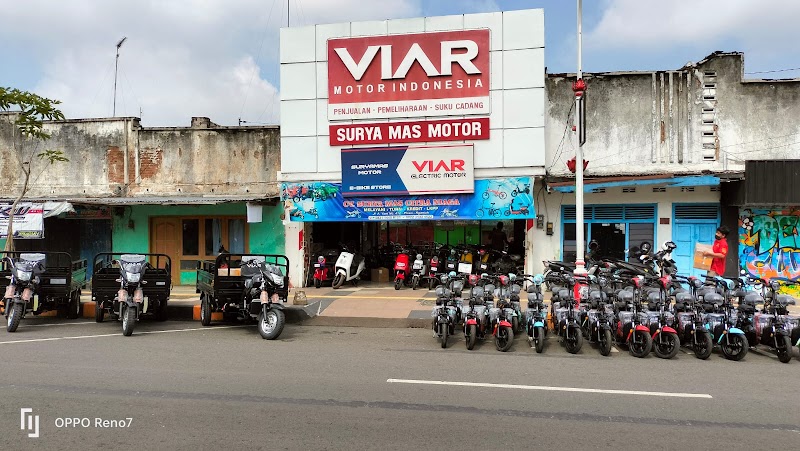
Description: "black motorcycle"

(114, 254), (149, 336)
(241, 257), (287, 340)
(2, 253), (45, 332)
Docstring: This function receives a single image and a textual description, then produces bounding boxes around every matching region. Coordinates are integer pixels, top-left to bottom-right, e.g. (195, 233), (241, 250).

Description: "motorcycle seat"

(617, 291), (633, 302)
(744, 292), (764, 304)
(704, 293), (724, 303)
(776, 294), (796, 305)
(675, 292), (695, 303)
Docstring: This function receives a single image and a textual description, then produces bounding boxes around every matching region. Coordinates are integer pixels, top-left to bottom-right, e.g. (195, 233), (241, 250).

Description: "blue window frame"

(561, 204), (658, 261)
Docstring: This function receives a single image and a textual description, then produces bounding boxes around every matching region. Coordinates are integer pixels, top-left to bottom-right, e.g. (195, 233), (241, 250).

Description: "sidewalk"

(77, 282), (800, 327)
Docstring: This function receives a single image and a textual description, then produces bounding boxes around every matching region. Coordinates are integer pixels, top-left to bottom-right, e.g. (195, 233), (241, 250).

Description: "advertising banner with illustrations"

(0, 203), (45, 239)
(282, 177), (534, 222)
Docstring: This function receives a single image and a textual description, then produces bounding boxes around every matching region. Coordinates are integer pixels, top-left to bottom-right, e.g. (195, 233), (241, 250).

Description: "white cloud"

(588, 0), (800, 53)
(0, 0), (420, 126)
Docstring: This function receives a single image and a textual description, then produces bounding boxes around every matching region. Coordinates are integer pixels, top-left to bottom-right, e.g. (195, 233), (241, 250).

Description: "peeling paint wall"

(546, 54), (800, 178)
(0, 115), (281, 200)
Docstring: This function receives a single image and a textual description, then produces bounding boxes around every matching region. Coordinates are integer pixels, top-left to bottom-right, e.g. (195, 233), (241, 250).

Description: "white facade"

(278, 9), (546, 182)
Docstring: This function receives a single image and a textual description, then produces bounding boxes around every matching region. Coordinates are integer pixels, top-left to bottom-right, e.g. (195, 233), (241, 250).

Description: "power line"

(745, 67), (800, 75)
(238, 0), (279, 122)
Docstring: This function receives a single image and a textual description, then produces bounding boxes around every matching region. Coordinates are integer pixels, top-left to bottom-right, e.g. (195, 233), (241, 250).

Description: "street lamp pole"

(574, 0), (587, 276)
(113, 36), (127, 117)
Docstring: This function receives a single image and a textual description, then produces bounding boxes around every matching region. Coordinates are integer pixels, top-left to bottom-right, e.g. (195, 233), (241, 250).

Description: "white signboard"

(0, 203), (45, 239)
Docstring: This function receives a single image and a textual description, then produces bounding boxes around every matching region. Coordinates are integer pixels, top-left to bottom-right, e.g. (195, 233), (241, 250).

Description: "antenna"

(113, 36), (127, 116)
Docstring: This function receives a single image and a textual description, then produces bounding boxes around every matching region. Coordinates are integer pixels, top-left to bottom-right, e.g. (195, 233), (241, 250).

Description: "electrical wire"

(745, 67), (800, 75)
(238, 0), (279, 122)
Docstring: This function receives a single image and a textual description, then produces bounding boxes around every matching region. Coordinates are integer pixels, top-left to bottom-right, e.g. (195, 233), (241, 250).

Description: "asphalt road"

(1, 316), (799, 450)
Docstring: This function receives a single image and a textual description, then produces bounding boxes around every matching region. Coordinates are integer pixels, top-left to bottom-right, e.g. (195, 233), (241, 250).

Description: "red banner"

(327, 29), (490, 120)
(330, 118), (489, 146)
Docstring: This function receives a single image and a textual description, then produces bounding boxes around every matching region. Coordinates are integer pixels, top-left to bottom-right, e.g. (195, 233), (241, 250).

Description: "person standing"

(704, 226), (730, 277)
(490, 222), (510, 252)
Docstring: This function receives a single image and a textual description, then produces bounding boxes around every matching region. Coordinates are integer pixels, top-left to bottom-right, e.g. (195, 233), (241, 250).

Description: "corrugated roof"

(1, 195), (272, 206)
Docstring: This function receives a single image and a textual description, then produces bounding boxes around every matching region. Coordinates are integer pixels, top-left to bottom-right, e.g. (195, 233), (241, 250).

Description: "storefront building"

(278, 9), (546, 287)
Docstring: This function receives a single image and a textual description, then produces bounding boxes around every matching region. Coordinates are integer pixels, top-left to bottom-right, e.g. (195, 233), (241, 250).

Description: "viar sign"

(328, 29), (490, 120)
(341, 144), (474, 197)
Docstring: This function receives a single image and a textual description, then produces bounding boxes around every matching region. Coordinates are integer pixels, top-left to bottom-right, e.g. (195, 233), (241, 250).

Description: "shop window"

(182, 219), (199, 255)
(204, 218), (223, 255)
(228, 219), (246, 253)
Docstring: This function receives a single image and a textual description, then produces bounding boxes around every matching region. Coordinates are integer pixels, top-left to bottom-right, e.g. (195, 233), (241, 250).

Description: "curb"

(300, 316), (430, 328)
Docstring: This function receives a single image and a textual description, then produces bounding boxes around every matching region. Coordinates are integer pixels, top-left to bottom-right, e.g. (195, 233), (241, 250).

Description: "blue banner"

(281, 177), (534, 222)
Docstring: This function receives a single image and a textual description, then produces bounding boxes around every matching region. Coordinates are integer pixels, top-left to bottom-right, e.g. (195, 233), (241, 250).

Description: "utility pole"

(113, 36), (127, 116)
(573, 0), (587, 276)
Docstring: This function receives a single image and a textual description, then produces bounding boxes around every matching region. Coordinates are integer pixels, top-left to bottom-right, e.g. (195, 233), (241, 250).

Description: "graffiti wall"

(739, 208), (800, 295)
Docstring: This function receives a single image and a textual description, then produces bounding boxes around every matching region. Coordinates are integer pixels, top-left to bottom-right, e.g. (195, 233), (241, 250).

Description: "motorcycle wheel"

(564, 327), (583, 354)
(67, 290), (81, 319)
(599, 329), (613, 356)
(122, 305), (136, 337)
(466, 324), (477, 350)
(512, 316), (520, 334)
(440, 323), (449, 349)
(394, 278), (402, 290)
(776, 335), (792, 363)
(534, 326), (545, 353)
(412, 277), (419, 290)
(258, 308), (285, 340)
(200, 295), (211, 326)
(94, 300), (105, 323)
(332, 274), (345, 289)
(653, 332), (680, 359)
(629, 330), (652, 358)
(314, 278), (321, 289)
(495, 326), (513, 352)
(428, 278), (435, 290)
(6, 303), (23, 333)
(721, 334), (748, 361)
(693, 329), (713, 360)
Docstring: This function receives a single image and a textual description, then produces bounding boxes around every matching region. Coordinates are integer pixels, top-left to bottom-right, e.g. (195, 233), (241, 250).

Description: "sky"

(1, 0), (799, 127)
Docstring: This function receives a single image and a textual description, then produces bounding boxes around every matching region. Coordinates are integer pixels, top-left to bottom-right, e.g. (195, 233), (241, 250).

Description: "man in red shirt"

(704, 226), (730, 277)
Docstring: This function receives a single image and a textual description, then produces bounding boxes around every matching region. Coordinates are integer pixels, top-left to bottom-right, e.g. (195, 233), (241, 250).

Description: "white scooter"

(332, 248), (365, 289)
(410, 253), (427, 290)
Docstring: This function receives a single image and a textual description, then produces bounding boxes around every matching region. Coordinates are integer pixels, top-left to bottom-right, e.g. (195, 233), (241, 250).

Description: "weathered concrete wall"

(546, 53), (800, 178)
(0, 115), (281, 200)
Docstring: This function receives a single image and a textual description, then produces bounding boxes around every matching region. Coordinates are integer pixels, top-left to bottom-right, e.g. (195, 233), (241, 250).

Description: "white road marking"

(610, 346), (619, 353)
(386, 378), (713, 399)
(0, 326), (247, 345)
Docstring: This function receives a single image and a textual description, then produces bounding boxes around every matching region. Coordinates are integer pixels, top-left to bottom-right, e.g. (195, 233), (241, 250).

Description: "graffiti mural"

(739, 208), (800, 295)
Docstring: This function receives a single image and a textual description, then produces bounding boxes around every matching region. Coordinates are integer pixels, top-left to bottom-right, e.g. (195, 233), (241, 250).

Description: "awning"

(550, 175), (720, 193)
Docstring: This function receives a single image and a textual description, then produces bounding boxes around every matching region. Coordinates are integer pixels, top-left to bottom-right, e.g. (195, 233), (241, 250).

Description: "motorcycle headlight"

(270, 273), (284, 287)
(16, 270), (32, 282)
(126, 272), (141, 283)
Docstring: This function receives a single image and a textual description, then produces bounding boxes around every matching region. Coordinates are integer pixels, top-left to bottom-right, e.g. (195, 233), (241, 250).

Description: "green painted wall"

(112, 203), (285, 285)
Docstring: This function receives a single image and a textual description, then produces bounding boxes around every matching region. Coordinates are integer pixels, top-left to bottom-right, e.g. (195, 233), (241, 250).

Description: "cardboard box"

(693, 243), (713, 270)
(371, 267), (390, 283)
(217, 268), (241, 276)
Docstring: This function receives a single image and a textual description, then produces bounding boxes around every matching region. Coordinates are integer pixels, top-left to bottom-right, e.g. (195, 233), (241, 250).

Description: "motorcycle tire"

(412, 277), (418, 290)
(777, 335), (792, 363)
(428, 278), (435, 291)
(332, 274), (345, 289)
(440, 323), (449, 349)
(629, 330), (652, 358)
(258, 308), (286, 340)
(693, 329), (713, 360)
(466, 324), (477, 350)
(495, 326), (513, 352)
(534, 326), (545, 353)
(721, 334), (748, 361)
(156, 300), (168, 322)
(599, 329), (613, 356)
(394, 278), (402, 290)
(565, 327), (583, 354)
(94, 300), (105, 323)
(200, 295), (211, 327)
(67, 290), (81, 319)
(653, 332), (680, 359)
(314, 278), (321, 289)
(122, 305), (136, 337)
(512, 316), (520, 334)
(6, 303), (23, 333)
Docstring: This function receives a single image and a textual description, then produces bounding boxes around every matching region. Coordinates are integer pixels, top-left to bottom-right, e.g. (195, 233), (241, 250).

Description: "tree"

(0, 87), (68, 251)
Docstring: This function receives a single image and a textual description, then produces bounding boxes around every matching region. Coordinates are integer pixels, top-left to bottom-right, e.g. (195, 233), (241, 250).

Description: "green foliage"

(0, 86), (68, 163)
(37, 149), (69, 164)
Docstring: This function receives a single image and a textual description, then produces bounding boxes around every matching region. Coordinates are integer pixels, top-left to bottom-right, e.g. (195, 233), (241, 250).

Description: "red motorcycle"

(428, 255), (439, 290)
(312, 256), (328, 289)
(394, 251), (410, 290)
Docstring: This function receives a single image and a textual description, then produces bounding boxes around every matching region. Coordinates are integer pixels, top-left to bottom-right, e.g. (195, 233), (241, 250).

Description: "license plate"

(314, 264), (320, 268)
(480, 264), (487, 270)
(413, 262), (423, 270)
(431, 266), (437, 272)
(458, 263), (472, 274)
